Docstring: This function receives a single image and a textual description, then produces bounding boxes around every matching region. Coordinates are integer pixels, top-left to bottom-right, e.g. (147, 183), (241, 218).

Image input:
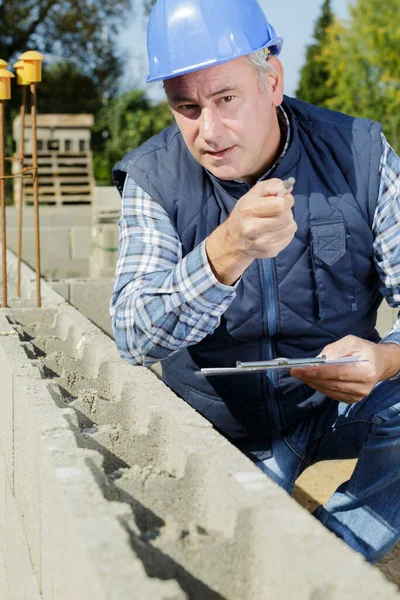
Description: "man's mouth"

(204, 147), (234, 158)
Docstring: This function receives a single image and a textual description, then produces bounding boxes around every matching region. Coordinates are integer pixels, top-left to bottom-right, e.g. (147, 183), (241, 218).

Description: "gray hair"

(246, 49), (277, 90)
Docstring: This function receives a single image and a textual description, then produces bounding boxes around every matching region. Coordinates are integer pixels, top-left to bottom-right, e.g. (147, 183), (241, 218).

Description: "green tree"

(296, 0), (335, 105)
(93, 89), (174, 184)
(143, 0), (156, 14)
(321, 0), (400, 151)
(31, 61), (103, 114)
(0, 0), (130, 95)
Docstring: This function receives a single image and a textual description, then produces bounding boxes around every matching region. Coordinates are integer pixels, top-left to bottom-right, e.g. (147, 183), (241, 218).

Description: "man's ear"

(264, 57), (284, 106)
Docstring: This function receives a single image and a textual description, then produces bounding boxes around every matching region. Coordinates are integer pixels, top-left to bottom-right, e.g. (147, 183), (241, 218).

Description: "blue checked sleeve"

(373, 134), (400, 348)
(110, 176), (238, 366)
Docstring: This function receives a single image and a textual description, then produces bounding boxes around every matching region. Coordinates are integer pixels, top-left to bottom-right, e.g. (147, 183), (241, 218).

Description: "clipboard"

(196, 355), (366, 376)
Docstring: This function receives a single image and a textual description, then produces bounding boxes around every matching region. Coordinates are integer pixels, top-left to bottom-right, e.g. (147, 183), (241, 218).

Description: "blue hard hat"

(146, 0), (283, 83)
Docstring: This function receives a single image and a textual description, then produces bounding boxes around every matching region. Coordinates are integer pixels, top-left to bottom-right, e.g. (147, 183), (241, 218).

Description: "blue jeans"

(256, 379), (400, 563)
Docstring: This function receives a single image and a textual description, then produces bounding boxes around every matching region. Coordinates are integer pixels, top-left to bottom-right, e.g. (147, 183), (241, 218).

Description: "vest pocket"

(310, 219), (357, 321)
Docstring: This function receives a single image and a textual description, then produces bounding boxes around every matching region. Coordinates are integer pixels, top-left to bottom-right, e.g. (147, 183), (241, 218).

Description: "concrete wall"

(90, 186), (120, 279)
(1, 251), (399, 599)
(50, 278), (114, 336)
(4, 206), (92, 279)
(3, 186), (120, 280)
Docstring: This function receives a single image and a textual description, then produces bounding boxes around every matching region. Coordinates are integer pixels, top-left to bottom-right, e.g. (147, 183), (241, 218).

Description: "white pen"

(277, 176), (296, 196)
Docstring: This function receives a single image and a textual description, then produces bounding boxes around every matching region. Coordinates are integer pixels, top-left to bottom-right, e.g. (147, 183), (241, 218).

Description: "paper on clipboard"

(196, 355), (367, 376)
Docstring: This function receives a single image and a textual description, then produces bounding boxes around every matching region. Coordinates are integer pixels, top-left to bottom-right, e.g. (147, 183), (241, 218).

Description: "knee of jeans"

(372, 401), (400, 434)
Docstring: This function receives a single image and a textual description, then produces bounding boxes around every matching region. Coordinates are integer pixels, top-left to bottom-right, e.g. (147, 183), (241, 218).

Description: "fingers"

(290, 371), (369, 403)
(319, 335), (372, 360)
(243, 210), (296, 238)
(250, 179), (295, 214)
(254, 178), (293, 198)
(243, 223), (297, 257)
(291, 361), (375, 404)
(248, 193), (294, 218)
(291, 363), (369, 383)
(225, 177), (297, 260)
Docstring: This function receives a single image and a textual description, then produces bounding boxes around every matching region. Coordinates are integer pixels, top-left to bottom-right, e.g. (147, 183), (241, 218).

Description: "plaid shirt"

(111, 111), (400, 366)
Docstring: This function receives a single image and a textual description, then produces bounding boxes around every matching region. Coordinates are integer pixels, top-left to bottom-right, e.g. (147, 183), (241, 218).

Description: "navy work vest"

(113, 96), (383, 456)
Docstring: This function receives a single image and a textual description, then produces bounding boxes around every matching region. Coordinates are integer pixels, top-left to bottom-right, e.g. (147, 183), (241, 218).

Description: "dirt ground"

(294, 460), (400, 588)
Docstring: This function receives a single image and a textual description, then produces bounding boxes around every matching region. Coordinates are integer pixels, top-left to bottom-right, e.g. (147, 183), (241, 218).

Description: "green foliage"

(296, 0), (335, 106)
(31, 61), (103, 114)
(320, 0), (400, 151)
(93, 89), (174, 185)
(0, 0), (130, 95)
(143, 0), (157, 14)
(0, 0), (169, 190)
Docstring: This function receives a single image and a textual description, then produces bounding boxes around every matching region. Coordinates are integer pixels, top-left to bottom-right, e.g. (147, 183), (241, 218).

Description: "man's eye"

(221, 96), (234, 103)
(180, 104), (197, 111)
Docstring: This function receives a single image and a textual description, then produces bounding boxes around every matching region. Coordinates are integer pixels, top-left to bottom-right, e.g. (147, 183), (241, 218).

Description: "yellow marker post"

(19, 51), (44, 308)
(13, 60), (30, 298)
(0, 67), (15, 307)
(18, 51), (44, 83)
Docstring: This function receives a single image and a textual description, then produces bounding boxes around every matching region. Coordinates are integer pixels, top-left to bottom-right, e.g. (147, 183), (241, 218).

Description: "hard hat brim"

(146, 38), (283, 83)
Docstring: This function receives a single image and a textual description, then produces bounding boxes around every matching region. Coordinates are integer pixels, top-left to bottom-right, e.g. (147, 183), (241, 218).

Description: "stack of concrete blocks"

(4, 205), (92, 279)
(0, 249), (399, 599)
(90, 186), (121, 279)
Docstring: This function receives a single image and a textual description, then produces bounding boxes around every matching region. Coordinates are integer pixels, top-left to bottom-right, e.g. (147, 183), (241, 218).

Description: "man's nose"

(198, 108), (222, 143)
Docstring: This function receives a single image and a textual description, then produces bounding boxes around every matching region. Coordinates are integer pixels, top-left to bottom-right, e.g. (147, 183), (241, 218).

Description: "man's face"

(164, 56), (284, 183)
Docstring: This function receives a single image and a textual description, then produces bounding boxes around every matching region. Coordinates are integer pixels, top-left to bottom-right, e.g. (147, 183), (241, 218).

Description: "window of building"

(79, 140), (85, 152)
(65, 139), (71, 151)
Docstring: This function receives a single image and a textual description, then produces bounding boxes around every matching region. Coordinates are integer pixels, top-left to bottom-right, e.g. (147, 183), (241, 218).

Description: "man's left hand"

(291, 336), (400, 404)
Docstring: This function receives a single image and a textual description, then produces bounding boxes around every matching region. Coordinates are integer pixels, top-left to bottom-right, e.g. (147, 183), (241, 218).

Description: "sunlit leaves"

(93, 90), (174, 184)
(320, 0), (400, 150)
(296, 0), (335, 106)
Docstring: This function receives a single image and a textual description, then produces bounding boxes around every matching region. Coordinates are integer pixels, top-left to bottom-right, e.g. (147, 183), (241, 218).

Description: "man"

(111, 0), (400, 563)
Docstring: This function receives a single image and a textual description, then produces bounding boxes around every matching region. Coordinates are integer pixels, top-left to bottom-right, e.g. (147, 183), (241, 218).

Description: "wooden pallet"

(14, 151), (94, 206)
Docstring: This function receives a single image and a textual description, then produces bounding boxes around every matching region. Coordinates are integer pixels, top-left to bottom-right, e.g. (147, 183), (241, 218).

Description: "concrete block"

(6, 227), (90, 279)
(0, 333), (15, 491)
(96, 223), (119, 251)
(0, 448), (6, 553)
(70, 227), (92, 260)
(7, 226), (70, 264)
(40, 453), (108, 600)
(93, 186), (121, 214)
(89, 255), (116, 279)
(6, 205), (92, 228)
(2, 250), (400, 600)
(92, 245), (118, 270)
(6, 255), (66, 307)
(0, 547), (11, 600)
(5, 479), (41, 600)
(39, 439), (186, 600)
(58, 258), (90, 279)
(48, 280), (71, 301)
(13, 379), (42, 587)
(68, 279), (114, 337)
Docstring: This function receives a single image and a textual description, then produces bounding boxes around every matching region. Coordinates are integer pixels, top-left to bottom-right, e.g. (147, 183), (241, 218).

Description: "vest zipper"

(261, 258), (282, 433)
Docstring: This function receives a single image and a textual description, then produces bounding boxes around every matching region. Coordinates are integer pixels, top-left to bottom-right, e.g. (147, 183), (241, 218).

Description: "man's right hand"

(206, 178), (297, 285)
